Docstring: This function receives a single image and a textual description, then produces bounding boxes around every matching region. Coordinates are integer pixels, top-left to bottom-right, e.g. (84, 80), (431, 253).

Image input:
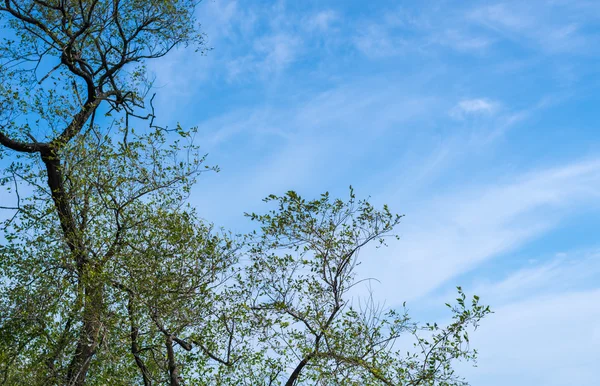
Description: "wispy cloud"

(451, 98), (501, 118)
(187, 76), (442, 227)
(351, 0), (600, 60)
(255, 33), (303, 74)
(225, 33), (303, 81)
(435, 29), (494, 52)
(468, 1), (598, 54)
(359, 159), (600, 303)
(304, 9), (339, 32)
(421, 245), (600, 385)
(352, 7), (425, 58)
(354, 24), (408, 58)
(460, 288), (600, 386)
(438, 248), (600, 307)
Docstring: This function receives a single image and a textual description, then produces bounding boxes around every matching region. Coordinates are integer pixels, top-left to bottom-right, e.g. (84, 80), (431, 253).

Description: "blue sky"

(1, 0), (598, 384)
(146, 0), (600, 384)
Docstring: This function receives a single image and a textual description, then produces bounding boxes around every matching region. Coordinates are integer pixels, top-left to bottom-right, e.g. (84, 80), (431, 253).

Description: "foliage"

(240, 191), (490, 385)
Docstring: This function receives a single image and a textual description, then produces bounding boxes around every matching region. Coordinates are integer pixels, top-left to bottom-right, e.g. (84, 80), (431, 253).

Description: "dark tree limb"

(165, 335), (180, 386)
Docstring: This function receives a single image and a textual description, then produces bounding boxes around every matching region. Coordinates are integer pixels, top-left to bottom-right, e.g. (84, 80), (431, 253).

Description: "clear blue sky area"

(4, 1), (600, 384)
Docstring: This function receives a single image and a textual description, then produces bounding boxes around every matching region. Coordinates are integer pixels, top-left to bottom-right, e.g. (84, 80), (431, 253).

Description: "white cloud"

(225, 33), (303, 81)
(188, 77), (441, 227)
(475, 252), (600, 302)
(352, 6), (496, 58)
(460, 289), (600, 386)
(437, 29), (494, 52)
(451, 98), (500, 118)
(351, 0), (600, 59)
(418, 247), (600, 385)
(470, 3), (530, 31)
(457, 247), (600, 385)
(195, 75), (438, 149)
(423, 248), (600, 311)
(352, 7), (425, 58)
(304, 10), (338, 32)
(468, 1), (597, 54)
(254, 33), (303, 74)
(151, 0), (307, 93)
(358, 159), (600, 304)
(354, 24), (407, 58)
(199, 0), (257, 41)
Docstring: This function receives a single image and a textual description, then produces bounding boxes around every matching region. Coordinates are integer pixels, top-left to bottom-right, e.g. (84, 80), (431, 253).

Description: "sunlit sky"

(3, 0), (600, 384)
(146, 1), (600, 384)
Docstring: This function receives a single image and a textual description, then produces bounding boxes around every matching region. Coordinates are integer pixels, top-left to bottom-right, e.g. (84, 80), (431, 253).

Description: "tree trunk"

(166, 335), (180, 386)
(65, 274), (104, 386)
(41, 144), (105, 386)
(128, 293), (152, 386)
(285, 353), (314, 386)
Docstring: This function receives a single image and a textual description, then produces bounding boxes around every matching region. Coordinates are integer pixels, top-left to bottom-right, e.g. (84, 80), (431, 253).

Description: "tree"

(0, 123), (232, 385)
(241, 190), (490, 385)
(0, 1), (490, 385)
(0, 1), (208, 384)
